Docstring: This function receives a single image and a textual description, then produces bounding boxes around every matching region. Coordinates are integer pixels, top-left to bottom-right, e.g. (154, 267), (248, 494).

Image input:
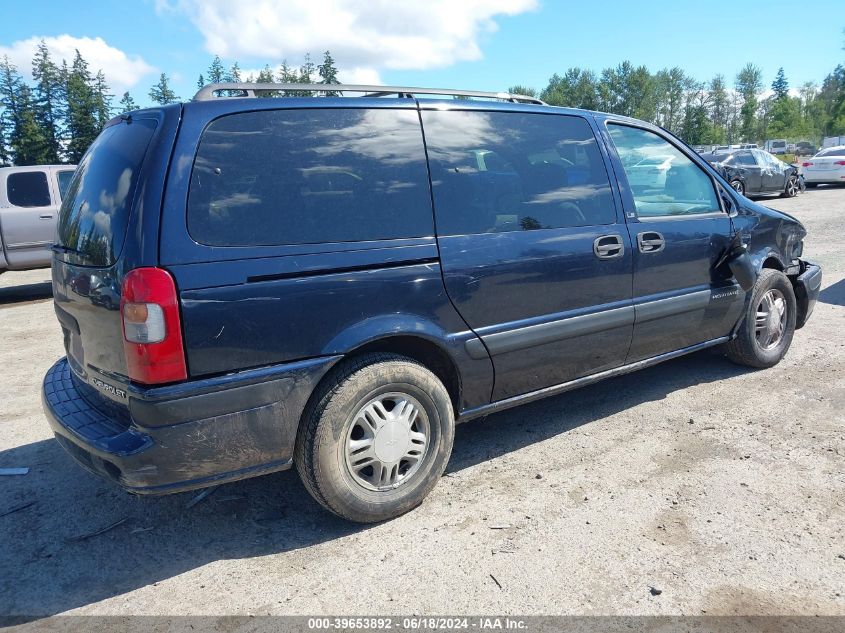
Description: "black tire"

(805, 182), (819, 188)
(724, 269), (797, 369)
(294, 353), (455, 523)
(730, 179), (745, 195)
(781, 175), (799, 198)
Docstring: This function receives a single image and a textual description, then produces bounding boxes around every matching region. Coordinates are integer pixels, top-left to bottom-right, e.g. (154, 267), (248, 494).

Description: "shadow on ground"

(819, 278), (845, 307)
(0, 348), (749, 618)
(0, 280), (52, 307)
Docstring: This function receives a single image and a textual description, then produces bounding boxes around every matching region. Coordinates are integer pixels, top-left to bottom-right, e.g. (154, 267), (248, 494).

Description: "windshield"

(56, 118), (157, 267)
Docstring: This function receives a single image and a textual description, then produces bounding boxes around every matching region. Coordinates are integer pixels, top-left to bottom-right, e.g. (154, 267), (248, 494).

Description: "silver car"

(0, 165), (76, 274)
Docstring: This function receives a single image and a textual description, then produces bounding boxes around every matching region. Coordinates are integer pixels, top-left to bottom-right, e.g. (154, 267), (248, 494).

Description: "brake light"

(120, 267), (187, 384)
(834, 161), (845, 166)
(802, 162), (813, 167)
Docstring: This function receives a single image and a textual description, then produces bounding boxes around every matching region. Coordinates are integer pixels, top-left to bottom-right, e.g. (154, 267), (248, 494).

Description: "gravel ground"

(1, 187), (843, 619)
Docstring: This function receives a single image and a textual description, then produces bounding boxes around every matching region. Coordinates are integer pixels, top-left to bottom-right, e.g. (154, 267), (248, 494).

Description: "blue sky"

(1, 0), (842, 105)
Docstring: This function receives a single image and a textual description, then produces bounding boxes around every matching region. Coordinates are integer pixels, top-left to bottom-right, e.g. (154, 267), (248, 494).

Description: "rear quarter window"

(187, 108), (434, 246)
(7, 171), (51, 207)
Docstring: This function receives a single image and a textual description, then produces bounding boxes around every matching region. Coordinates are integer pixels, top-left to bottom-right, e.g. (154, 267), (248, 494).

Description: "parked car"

(802, 145), (845, 187)
(0, 165), (76, 274)
(701, 149), (801, 197)
(795, 142), (817, 156)
(42, 83), (821, 523)
(764, 139), (788, 155)
(624, 154), (676, 190)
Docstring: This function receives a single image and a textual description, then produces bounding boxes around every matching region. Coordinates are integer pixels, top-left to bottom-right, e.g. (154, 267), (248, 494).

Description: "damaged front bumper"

(42, 354), (339, 494)
(793, 259), (822, 329)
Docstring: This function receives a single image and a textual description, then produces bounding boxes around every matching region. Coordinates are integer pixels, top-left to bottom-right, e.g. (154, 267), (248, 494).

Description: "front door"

(422, 107), (634, 401)
(605, 123), (745, 362)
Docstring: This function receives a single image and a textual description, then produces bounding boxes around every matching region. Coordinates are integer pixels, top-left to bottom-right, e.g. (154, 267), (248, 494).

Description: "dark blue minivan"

(42, 84), (822, 522)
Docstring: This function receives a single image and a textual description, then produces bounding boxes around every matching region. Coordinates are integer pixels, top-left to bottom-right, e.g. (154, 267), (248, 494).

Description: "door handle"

(637, 231), (665, 253)
(39, 214), (54, 219)
(593, 234), (624, 259)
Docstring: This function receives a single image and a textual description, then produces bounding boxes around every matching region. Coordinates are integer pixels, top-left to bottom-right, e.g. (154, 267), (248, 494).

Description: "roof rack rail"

(192, 82), (547, 105)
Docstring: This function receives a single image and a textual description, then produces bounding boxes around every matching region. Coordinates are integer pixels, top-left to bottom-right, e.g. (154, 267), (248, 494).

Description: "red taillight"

(120, 267), (187, 385)
(802, 162), (813, 167)
(834, 161), (845, 166)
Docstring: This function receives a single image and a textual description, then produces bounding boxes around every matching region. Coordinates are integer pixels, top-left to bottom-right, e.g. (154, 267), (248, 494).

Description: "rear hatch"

(52, 113), (165, 397)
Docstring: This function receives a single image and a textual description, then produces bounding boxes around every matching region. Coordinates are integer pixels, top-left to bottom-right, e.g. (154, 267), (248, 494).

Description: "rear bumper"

(793, 259), (822, 329)
(42, 355), (339, 494)
(804, 170), (845, 183)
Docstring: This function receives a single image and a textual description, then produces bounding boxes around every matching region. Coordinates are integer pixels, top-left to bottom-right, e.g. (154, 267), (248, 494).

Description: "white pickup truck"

(0, 165), (76, 274)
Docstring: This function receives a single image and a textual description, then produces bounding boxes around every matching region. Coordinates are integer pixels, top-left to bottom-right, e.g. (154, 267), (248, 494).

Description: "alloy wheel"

(755, 289), (787, 351)
(343, 392), (430, 491)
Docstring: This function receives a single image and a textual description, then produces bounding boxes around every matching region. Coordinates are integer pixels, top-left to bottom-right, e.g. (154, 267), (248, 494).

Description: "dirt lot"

(1, 187), (843, 619)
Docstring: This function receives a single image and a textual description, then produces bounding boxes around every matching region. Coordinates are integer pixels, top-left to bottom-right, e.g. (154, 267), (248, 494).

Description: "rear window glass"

(56, 118), (157, 267)
(422, 111), (616, 235)
(56, 170), (75, 200)
(187, 108), (433, 247)
(816, 147), (845, 157)
(7, 171), (51, 207)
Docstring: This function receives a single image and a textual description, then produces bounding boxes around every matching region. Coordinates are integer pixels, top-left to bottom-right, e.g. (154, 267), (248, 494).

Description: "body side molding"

(459, 336), (730, 422)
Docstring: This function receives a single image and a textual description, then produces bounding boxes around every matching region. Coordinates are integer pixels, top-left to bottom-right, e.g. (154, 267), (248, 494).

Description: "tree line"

(2, 37), (844, 167)
(510, 57), (845, 147)
(0, 44), (341, 166)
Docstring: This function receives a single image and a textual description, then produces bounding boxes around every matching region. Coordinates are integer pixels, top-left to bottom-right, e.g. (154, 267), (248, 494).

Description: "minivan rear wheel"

(724, 269), (796, 368)
(294, 353), (454, 523)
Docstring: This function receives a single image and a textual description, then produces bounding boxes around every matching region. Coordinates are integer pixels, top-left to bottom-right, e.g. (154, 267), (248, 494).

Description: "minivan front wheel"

(730, 179), (745, 195)
(724, 269), (796, 368)
(295, 353), (454, 523)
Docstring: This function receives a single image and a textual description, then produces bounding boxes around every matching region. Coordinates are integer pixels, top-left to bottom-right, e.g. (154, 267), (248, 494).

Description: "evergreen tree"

(118, 91), (138, 113)
(207, 55), (225, 84)
(149, 73), (179, 105)
(1, 55), (49, 165)
(31, 40), (63, 163)
(92, 70), (112, 128)
(296, 54), (316, 96)
(227, 62), (241, 82)
(197, 74), (205, 89)
(64, 50), (99, 163)
(318, 51), (340, 96)
(277, 60), (297, 84)
(10, 84), (49, 165)
(735, 63), (762, 142)
(771, 67), (789, 100)
(0, 117), (9, 166)
(256, 64), (275, 83)
(0, 55), (24, 155)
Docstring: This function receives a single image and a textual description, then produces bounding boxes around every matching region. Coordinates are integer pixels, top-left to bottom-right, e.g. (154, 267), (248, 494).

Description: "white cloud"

(161, 0), (536, 82)
(0, 35), (156, 93)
